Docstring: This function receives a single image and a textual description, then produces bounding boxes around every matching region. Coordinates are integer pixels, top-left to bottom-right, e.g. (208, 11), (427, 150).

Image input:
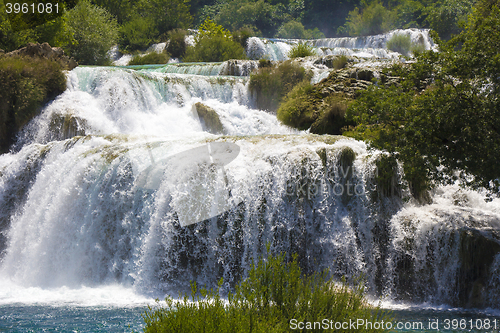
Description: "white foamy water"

(1, 28), (499, 316)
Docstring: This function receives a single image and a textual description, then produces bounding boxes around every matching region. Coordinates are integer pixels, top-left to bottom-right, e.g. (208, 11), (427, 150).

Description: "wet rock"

(192, 102), (224, 134)
(6, 42), (78, 70)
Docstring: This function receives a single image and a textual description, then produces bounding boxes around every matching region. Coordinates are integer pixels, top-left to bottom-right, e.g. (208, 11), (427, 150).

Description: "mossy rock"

(192, 102), (224, 134)
(356, 69), (374, 82)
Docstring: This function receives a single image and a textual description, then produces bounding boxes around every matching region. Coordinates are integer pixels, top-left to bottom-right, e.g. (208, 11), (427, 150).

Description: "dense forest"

(1, 0), (475, 64)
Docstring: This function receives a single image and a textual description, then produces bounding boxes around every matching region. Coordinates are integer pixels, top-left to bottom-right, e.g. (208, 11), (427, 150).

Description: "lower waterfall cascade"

(1, 30), (500, 323)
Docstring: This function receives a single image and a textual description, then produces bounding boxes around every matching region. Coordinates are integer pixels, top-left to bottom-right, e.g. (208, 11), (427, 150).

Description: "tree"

(346, 0), (500, 196)
(65, 0), (119, 65)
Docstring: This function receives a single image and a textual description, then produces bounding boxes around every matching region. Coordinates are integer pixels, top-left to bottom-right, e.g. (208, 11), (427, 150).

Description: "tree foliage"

(65, 0), (118, 65)
(347, 0), (500, 195)
(183, 19), (246, 62)
(339, 0), (395, 36)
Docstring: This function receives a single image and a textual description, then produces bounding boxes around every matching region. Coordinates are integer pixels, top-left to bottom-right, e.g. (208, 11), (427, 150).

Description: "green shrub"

(128, 52), (170, 65)
(249, 61), (311, 111)
(332, 54), (349, 69)
(183, 36), (247, 62)
(183, 19), (246, 62)
(310, 95), (352, 135)
(143, 249), (391, 333)
(277, 80), (316, 128)
(386, 33), (412, 55)
(386, 33), (427, 56)
(288, 42), (315, 58)
(232, 26), (255, 49)
(119, 17), (158, 53)
(276, 20), (306, 39)
(0, 56), (66, 153)
(166, 29), (187, 58)
(65, 0), (119, 65)
(275, 20), (326, 40)
(338, 1), (395, 36)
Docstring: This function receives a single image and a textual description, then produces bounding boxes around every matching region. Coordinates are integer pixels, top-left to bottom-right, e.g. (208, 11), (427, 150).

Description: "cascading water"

(1, 29), (499, 331)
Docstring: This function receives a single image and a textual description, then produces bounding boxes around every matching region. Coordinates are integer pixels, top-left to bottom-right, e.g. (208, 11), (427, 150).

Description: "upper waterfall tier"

(112, 29), (435, 66)
(247, 28), (434, 61)
(16, 66), (295, 147)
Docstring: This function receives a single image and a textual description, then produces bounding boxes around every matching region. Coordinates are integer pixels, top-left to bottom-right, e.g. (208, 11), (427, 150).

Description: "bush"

(0, 56), (66, 153)
(166, 29), (187, 58)
(332, 54), (349, 69)
(276, 20), (326, 39)
(276, 20), (306, 39)
(276, 80), (316, 128)
(309, 95), (352, 135)
(183, 19), (246, 62)
(232, 26), (256, 49)
(249, 60), (311, 111)
(184, 35), (247, 62)
(143, 249), (391, 333)
(386, 33), (412, 55)
(128, 52), (170, 65)
(65, 0), (119, 65)
(338, 1), (395, 36)
(288, 42), (315, 58)
(386, 33), (428, 56)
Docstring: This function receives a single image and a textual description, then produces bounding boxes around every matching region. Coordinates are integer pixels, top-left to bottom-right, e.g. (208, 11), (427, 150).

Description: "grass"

(288, 42), (315, 58)
(386, 33), (427, 56)
(166, 29), (187, 58)
(332, 54), (349, 69)
(0, 55), (66, 153)
(129, 52), (170, 65)
(249, 60), (311, 111)
(142, 248), (391, 333)
(386, 33), (412, 56)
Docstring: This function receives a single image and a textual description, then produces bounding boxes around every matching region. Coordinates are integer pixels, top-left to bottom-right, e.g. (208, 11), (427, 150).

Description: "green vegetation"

(346, 0), (500, 195)
(332, 55), (349, 69)
(424, 0), (475, 40)
(339, 1), (395, 36)
(143, 249), (391, 332)
(65, 0), (119, 65)
(0, 56), (66, 153)
(277, 80), (354, 134)
(128, 52), (170, 65)
(275, 20), (325, 39)
(183, 19), (246, 62)
(288, 42), (315, 58)
(166, 29), (188, 58)
(118, 0), (192, 52)
(386, 33), (427, 56)
(249, 60), (311, 111)
(385, 33), (412, 55)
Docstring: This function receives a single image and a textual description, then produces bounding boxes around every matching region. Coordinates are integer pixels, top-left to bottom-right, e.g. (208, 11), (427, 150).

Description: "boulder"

(191, 102), (224, 134)
(6, 42), (78, 70)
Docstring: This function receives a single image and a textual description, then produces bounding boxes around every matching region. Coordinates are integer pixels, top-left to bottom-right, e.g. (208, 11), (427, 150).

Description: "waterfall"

(1, 30), (499, 311)
(246, 28), (435, 61)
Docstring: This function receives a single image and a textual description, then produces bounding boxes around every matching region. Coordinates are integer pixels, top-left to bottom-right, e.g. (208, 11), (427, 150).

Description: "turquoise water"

(0, 305), (147, 332)
(1, 305), (499, 332)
